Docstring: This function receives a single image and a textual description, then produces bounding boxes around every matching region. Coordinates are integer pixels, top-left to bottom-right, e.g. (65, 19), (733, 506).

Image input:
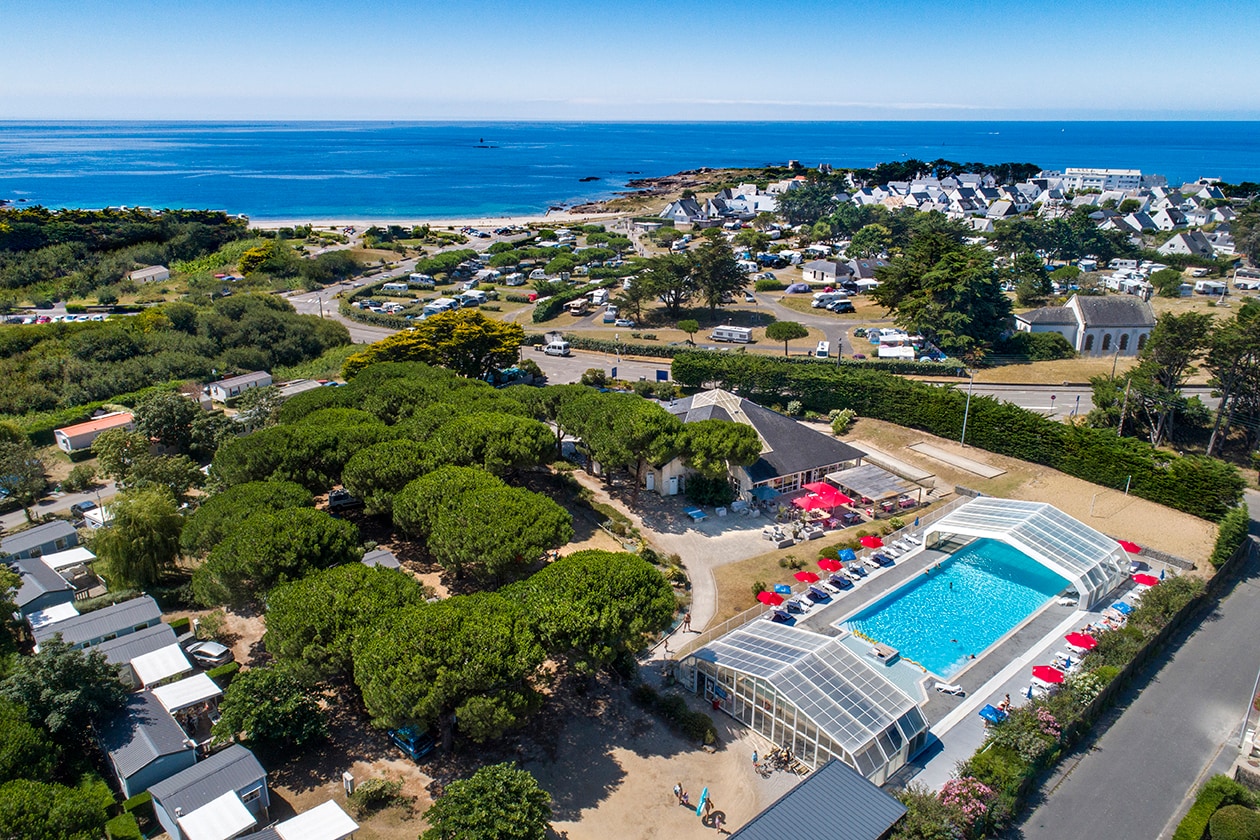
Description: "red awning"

(1031, 665), (1065, 684)
(757, 591), (784, 606)
(794, 571), (820, 583)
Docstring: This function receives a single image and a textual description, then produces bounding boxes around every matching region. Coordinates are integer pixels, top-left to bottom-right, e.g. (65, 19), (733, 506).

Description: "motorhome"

(711, 326), (753, 344)
(1195, 279), (1227, 295)
(565, 299), (589, 316)
(815, 341), (830, 358)
(422, 298), (459, 316)
(812, 292), (847, 308)
(458, 289), (488, 306)
(381, 282), (409, 293)
(408, 273), (435, 288)
(590, 288), (609, 306)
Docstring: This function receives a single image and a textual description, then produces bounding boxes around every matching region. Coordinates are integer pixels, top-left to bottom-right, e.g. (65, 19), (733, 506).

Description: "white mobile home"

(711, 326), (753, 343)
(208, 372), (272, 403)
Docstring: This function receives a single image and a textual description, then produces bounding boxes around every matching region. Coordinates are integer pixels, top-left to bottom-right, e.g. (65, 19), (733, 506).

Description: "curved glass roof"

(690, 621), (926, 763)
(929, 498), (1128, 608)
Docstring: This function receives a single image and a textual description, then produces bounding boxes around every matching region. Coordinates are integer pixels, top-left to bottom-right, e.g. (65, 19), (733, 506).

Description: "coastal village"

(0, 157), (1258, 840)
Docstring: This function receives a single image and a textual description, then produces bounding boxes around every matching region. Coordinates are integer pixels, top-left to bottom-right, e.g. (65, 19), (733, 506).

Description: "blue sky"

(3, 0), (1259, 119)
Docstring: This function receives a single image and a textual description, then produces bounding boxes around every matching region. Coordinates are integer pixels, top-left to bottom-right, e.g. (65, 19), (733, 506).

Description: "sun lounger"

(1031, 676), (1058, 691)
(846, 569), (864, 582)
(820, 581), (844, 596)
(904, 534), (922, 545)
(934, 681), (965, 696)
(828, 573), (853, 590)
(872, 553), (895, 567)
(808, 585), (831, 602)
(1056, 596), (1077, 607)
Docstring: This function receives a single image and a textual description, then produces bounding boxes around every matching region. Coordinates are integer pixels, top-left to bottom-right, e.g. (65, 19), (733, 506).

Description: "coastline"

(248, 209), (627, 230)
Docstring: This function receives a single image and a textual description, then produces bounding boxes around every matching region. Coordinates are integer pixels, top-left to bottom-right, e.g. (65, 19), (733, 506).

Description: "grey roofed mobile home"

(94, 622), (179, 665)
(149, 743), (269, 840)
(99, 691), (197, 798)
(729, 759), (906, 840)
(11, 556), (76, 617)
(1, 520), (79, 561)
(208, 371), (273, 402)
(361, 548), (402, 569)
(32, 595), (163, 648)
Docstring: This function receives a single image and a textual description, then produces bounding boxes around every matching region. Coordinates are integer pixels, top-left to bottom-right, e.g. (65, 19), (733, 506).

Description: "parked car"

(827, 300), (856, 313)
(69, 501), (97, 517)
(744, 291), (756, 302)
(614, 318), (635, 327)
(327, 488), (363, 512)
(186, 640), (235, 668)
(390, 726), (436, 761)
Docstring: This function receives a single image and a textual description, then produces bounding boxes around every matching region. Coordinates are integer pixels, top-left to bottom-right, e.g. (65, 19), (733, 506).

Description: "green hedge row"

(1209, 505), (1252, 568)
(105, 813), (142, 840)
(1172, 775), (1257, 840)
(531, 277), (622, 323)
(337, 300), (410, 330)
(671, 351), (1244, 520)
(6, 380), (184, 446)
(207, 661), (240, 687)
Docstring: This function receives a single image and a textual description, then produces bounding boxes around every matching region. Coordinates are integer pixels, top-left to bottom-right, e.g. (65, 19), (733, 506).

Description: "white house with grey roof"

(100, 691), (197, 798)
(149, 744), (269, 840)
(32, 594), (163, 650)
(1014, 294), (1155, 356)
(1158, 230), (1215, 258)
(208, 372), (273, 403)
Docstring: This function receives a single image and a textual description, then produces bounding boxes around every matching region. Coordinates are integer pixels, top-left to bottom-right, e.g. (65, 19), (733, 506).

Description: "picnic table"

(684, 507), (707, 522)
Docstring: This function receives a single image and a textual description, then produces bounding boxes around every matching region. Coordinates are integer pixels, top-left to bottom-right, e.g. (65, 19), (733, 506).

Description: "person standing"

(674, 782), (682, 803)
(683, 611), (692, 632)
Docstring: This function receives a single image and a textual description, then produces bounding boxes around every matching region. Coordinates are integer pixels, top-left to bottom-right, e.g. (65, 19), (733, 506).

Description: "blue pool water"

(843, 539), (1069, 678)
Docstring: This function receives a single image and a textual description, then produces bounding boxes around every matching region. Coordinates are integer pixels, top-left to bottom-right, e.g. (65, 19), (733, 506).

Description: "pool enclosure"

(926, 498), (1128, 609)
(679, 621), (928, 784)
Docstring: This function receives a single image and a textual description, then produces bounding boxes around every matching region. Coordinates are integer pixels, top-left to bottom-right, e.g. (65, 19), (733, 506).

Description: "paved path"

(1, 481), (118, 532)
(1017, 510), (1260, 840)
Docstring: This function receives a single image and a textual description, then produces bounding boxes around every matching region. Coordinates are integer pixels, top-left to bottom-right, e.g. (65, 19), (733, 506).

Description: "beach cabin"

(54, 411), (135, 454)
(1, 520), (79, 562)
(149, 745), (269, 840)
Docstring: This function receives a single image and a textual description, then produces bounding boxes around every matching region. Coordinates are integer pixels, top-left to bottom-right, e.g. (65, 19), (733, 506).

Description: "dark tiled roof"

(100, 691), (193, 779)
(1, 520), (78, 558)
(665, 391), (864, 485)
(33, 595), (162, 646)
(94, 622), (178, 666)
(12, 556), (73, 608)
(1074, 295), (1156, 328)
(730, 759), (906, 840)
(149, 744), (266, 816)
(1016, 306), (1075, 325)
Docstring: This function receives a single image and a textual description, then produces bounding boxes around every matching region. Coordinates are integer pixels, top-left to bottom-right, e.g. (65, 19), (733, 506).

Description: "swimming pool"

(842, 538), (1069, 678)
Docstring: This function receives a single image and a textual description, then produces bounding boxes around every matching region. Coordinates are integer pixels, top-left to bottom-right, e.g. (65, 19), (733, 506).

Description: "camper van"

(381, 282), (409, 293)
(565, 299), (589, 316)
(422, 298), (458, 316)
(711, 326), (753, 344)
(543, 340), (572, 357)
(590, 288), (609, 306)
(408, 273), (435, 288)
(815, 341), (830, 358)
(529, 269), (548, 281)
(458, 289), (488, 306)
(812, 292), (847, 308)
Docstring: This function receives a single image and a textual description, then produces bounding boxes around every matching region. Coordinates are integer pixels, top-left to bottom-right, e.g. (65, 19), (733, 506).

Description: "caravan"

(710, 326), (753, 344)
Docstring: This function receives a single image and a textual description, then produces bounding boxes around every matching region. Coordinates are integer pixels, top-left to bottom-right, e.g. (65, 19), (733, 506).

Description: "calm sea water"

(1, 121), (1257, 220)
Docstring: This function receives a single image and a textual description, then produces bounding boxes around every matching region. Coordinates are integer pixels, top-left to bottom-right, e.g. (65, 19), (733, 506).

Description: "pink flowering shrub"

(940, 777), (995, 831)
(1035, 707), (1060, 739)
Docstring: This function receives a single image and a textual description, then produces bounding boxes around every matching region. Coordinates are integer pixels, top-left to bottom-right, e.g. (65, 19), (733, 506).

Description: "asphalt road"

(1, 480), (119, 532)
(1017, 494), (1260, 840)
(529, 347), (672, 385)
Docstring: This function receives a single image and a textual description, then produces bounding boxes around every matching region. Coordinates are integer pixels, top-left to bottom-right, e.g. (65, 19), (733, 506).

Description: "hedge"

(121, 791), (152, 814)
(1210, 805), (1260, 840)
(6, 380), (184, 447)
(1210, 505), (1251, 568)
(531, 277), (622, 323)
(1172, 775), (1257, 840)
(167, 616), (191, 634)
(671, 351), (1243, 520)
(207, 661), (241, 687)
(338, 300), (410, 330)
(754, 279), (785, 291)
(105, 813), (143, 840)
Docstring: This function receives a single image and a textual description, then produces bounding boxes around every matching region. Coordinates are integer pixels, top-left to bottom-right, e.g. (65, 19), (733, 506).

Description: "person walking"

(714, 812), (725, 832)
(674, 782), (682, 803)
(683, 611), (692, 632)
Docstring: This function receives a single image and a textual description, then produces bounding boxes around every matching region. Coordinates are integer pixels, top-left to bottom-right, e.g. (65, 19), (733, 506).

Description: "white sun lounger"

(846, 569), (864, 583)
(904, 534), (922, 545)
(934, 681), (965, 696)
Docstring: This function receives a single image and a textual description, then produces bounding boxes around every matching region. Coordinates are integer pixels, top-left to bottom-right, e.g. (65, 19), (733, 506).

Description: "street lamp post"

(960, 369), (975, 447)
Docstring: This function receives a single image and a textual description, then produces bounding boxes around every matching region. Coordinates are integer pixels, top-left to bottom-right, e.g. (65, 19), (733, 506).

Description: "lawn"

(775, 294), (890, 321)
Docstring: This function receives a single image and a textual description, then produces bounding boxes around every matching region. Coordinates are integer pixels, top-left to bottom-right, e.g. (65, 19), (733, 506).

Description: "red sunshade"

(1133, 573), (1160, 587)
(1031, 665), (1065, 684)
(757, 591), (784, 606)
(1117, 540), (1142, 553)
(1064, 633), (1098, 650)
(802, 482), (831, 494)
(860, 536), (884, 549)
(794, 571), (820, 583)
(818, 558), (843, 572)
(792, 494), (831, 511)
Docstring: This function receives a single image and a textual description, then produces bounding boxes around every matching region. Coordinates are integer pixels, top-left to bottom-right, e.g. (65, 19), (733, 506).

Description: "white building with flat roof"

(1054, 168), (1147, 192)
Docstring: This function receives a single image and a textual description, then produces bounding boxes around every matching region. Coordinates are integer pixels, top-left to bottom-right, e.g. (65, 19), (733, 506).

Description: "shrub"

(1210, 505), (1251, 568)
(167, 616), (191, 634)
(1209, 805), (1260, 840)
(785, 400), (802, 416)
(580, 368), (607, 388)
(830, 408), (857, 435)
(347, 777), (405, 818)
(755, 278), (785, 291)
(207, 661), (240, 687)
(685, 474), (736, 507)
(961, 745), (1030, 798)
(1172, 775), (1257, 840)
(63, 464), (97, 493)
(106, 813), (143, 840)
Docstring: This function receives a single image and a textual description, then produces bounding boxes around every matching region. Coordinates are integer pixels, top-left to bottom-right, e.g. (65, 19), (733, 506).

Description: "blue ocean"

(1, 121), (1257, 220)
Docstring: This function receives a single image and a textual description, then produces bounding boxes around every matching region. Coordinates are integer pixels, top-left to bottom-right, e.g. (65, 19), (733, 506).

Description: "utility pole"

(960, 369), (975, 447)
(1111, 346), (1121, 379)
(1117, 378), (1132, 437)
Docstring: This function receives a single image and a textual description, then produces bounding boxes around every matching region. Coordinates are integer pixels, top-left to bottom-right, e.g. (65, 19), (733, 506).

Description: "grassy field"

(775, 293), (890, 321)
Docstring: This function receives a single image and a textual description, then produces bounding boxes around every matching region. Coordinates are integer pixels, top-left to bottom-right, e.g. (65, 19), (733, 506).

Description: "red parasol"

(794, 571), (820, 583)
(804, 482), (853, 507)
(802, 482), (831, 494)
(792, 494), (831, 511)
(1064, 632), (1097, 650)
(1117, 540), (1141, 553)
(860, 535), (884, 549)
(1133, 573), (1160, 587)
(1031, 665), (1065, 684)
(818, 558), (843, 572)
(756, 591), (784, 606)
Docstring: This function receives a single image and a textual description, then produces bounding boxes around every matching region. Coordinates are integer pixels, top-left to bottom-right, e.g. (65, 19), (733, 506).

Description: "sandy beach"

(249, 209), (627, 230)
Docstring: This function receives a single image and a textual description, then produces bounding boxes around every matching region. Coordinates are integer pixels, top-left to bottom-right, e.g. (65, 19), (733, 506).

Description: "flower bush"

(940, 777), (995, 836)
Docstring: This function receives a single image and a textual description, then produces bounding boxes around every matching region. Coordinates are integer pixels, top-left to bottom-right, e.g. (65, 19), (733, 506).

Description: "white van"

(529, 269), (548, 280)
(711, 326), (753, 344)
(815, 341), (830, 358)
(408, 273), (435, 288)
(590, 289), (609, 306)
(543, 340), (572, 357)
(812, 292), (846, 308)
(381, 282), (409, 293)
(459, 289), (488, 305)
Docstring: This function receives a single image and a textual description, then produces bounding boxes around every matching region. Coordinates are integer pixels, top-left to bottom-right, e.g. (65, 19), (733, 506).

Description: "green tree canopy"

(354, 594), (545, 745)
(679, 418), (762, 479)
(847, 223), (892, 258)
(775, 181), (839, 226)
(133, 390), (200, 453)
(340, 439), (428, 516)
(765, 320), (810, 355)
(181, 480), (312, 556)
(393, 466), (504, 539)
(506, 383), (592, 457)
(0, 639), (127, 744)
(343, 310), (524, 379)
(127, 453), (205, 503)
(91, 487), (183, 588)
(0, 699), (58, 784)
(639, 253), (695, 318)
(0, 440), (46, 522)
(92, 428), (151, 484)
(427, 484), (573, 580)
(1204, 301), (1260, 456)
(426, 413), (553, 476)
(1149, 267), (1186, 298)
(692, 238), (747, 315)
(504, 551), (675, 672)
(212, 667), (327, 751)
(0, 779), (111, 840)
(559, 392), (681, 500)
(192, 507), (361, 605)
(421, 763), (552, 840)
(266, 564), (428, 682)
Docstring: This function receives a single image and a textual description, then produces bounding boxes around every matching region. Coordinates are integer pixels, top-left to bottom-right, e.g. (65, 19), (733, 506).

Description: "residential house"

(1150, 208), (1187, 231)
(10, 555), (76, 618)
(986, 200), (1019, 220)
(728, 759), (906, 840)
(32, 595), (163, 650)
(149, 744), (269, 840)
(1158, 231), (1215, 258)
(1124, 212), (1158, 232)
(128, 265), (170, 284)
(95, 622), (189, 688)
(54, 410), (135, 453)
(800, 260), (852, 285)
(100, 691), (197, 799)
(208, 372), (273, 403)
(1, 520), (79, 562)
(275, 379), (324, 400)
(652, 389), (864, 500)
(848, 257), (889, 280)
(1014, 294), (1155, 355)
(658, 198), (706, 226)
